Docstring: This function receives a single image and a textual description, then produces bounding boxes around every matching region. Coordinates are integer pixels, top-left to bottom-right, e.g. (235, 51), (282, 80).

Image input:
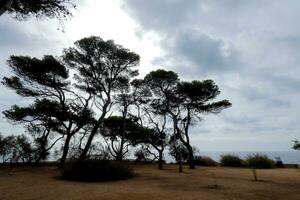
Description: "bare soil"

(1, 164), (300, 200)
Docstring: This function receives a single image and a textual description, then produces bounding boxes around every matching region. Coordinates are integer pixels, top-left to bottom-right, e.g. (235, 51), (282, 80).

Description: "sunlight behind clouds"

(65, 0), (163, 76)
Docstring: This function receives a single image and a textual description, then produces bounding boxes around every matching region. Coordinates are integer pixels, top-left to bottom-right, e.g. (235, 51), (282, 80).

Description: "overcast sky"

(0, 0), (299, 151)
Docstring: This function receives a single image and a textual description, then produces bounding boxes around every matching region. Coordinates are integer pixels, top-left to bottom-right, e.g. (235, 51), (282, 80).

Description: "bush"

(194, 156), (217, 166)
(220, 154), (244, 167)
(62, 159), (134, 182)
(246, 154), (275, 169)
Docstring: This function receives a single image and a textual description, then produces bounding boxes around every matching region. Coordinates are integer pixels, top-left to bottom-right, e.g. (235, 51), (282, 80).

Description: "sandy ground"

(0, 164), (300, 200)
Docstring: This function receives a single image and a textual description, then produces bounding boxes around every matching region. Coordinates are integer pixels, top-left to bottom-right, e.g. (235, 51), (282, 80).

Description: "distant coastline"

(199, 151), (300, 164)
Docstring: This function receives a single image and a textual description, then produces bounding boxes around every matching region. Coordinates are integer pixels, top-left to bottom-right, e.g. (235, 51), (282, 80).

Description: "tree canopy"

(0, 0), (76, 22)
(2, 36), (232, 171)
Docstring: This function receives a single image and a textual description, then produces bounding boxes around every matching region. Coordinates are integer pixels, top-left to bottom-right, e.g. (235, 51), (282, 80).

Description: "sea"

(198, 151), (300, 165)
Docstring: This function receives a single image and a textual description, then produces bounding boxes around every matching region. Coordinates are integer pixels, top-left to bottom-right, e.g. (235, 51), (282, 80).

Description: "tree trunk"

(35, 148), (46, 164)
(158, 150), (163, 170)
(187, 145), (195, 169)
(79, 122), (99, 161)
(178, 152), (183, 173)
(79, 99), (110, 161)
(116, 106), (128, 162)
(116, 128), (126, 161)
(174, 122), (195, 169)
(172, 116), (183, 173)
(115, 147), (123, 161)
(59, 135), (72, 168)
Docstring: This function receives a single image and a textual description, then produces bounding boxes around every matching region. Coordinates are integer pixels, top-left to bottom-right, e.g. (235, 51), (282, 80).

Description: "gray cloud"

(122, 0), (300, 151)
(0, 15), (67, 135)
(122, 0), (199, 33)
(153, 31), (240, 75)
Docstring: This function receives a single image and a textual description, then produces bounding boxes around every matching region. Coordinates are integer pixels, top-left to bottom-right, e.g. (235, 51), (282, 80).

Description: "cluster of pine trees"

(0, 1), (231, 171)
(1, 36), (231, 171)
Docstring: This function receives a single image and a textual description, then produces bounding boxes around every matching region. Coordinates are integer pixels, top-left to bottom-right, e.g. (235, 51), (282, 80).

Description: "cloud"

(122, 0), (199, 33)
(0, 15), (68, 135)
(122, 0), (300, 151)
(153, 31), (240, 75)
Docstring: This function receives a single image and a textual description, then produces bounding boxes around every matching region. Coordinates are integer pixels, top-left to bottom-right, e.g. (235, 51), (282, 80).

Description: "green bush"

(220, 154), (244, 167)
(194, 156), (217, 166)
(62, 159), (134, 182)
(246, 154), (275, 169)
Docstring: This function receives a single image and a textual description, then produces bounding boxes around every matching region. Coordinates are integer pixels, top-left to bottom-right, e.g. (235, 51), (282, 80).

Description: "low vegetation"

(246, 154), (275, 169)
(194, 156), (217, 166)
(220, 154), (244, 167)
(62, 159), (134, 182)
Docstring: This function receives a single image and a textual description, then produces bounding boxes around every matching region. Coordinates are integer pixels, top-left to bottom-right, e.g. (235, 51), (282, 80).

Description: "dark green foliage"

(63, 36), (140, 160)
(220, 154), (244, 167)
(177, 80), (232, 114)
(102, 116), (151, 145)
(246, 154), (275, 169)
(102, 116), (153, 160)
(63, 37), (140, 94)
(3, 55), (69, 97)
(169, 143), (192, 163)
(194, 156), (217, 166)
(144, 69), (179, 115)
(293, 140), (300, 150)
(62, 159), (134, 182)
(0, 133), (37, 163)
(0, 0), (76, 21)
(144, 69), (179, 96)
(2, 54), (94, 166)
(134, 147), (154, 163)
(0, 134), (14, 162)
(144, 69), (232, 170)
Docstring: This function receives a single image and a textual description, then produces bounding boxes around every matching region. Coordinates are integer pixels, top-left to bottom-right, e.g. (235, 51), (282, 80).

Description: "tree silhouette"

(142, 108), (168, 170)
(63, 36), (140, 161)
(113, 78), (151, 160)
(144, 69), (231, 170)
(174, 80), (232, 169)
(1, 35), (232, 171)
(0, 0), (76, 22)
(143, 69), (184, 171)
(102, 116), (151, 160)
(2, 55), (94, 167)
(0, 134), (15, 162)
(0, 133), (36, 163)
(4, 100), (63, 163)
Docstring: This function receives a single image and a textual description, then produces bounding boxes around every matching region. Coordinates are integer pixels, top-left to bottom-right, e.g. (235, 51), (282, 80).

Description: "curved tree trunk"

(79, 123), (98, 161)
(158, 150), (163, 170)
(35, 148), (46, 164)
(115, 141), (124, 161)
(59, 135), (72, 168)
(173, 115), (195, 169)
(187, 145), (195, 169)
(79, 98), (110, 161)
(116, 106), (128, 161)
(178, 153), (183, 173)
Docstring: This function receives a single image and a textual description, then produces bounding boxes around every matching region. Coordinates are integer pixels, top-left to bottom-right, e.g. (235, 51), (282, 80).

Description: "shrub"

(194, 156), (217, 166)
(220, 154), (244, 167)
(62, 159), (134, 182)
(246, 154), (275, 169)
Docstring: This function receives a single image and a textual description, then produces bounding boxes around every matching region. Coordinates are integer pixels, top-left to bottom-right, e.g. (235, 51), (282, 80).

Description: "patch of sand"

(1, 164), (300, 200)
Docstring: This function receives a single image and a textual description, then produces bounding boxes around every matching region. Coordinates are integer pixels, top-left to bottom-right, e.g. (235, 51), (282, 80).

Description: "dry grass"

(1, 164), (300, 200)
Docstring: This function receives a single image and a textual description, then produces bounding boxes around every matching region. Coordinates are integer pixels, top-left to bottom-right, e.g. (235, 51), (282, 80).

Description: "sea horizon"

(198, 151), (300, 165)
